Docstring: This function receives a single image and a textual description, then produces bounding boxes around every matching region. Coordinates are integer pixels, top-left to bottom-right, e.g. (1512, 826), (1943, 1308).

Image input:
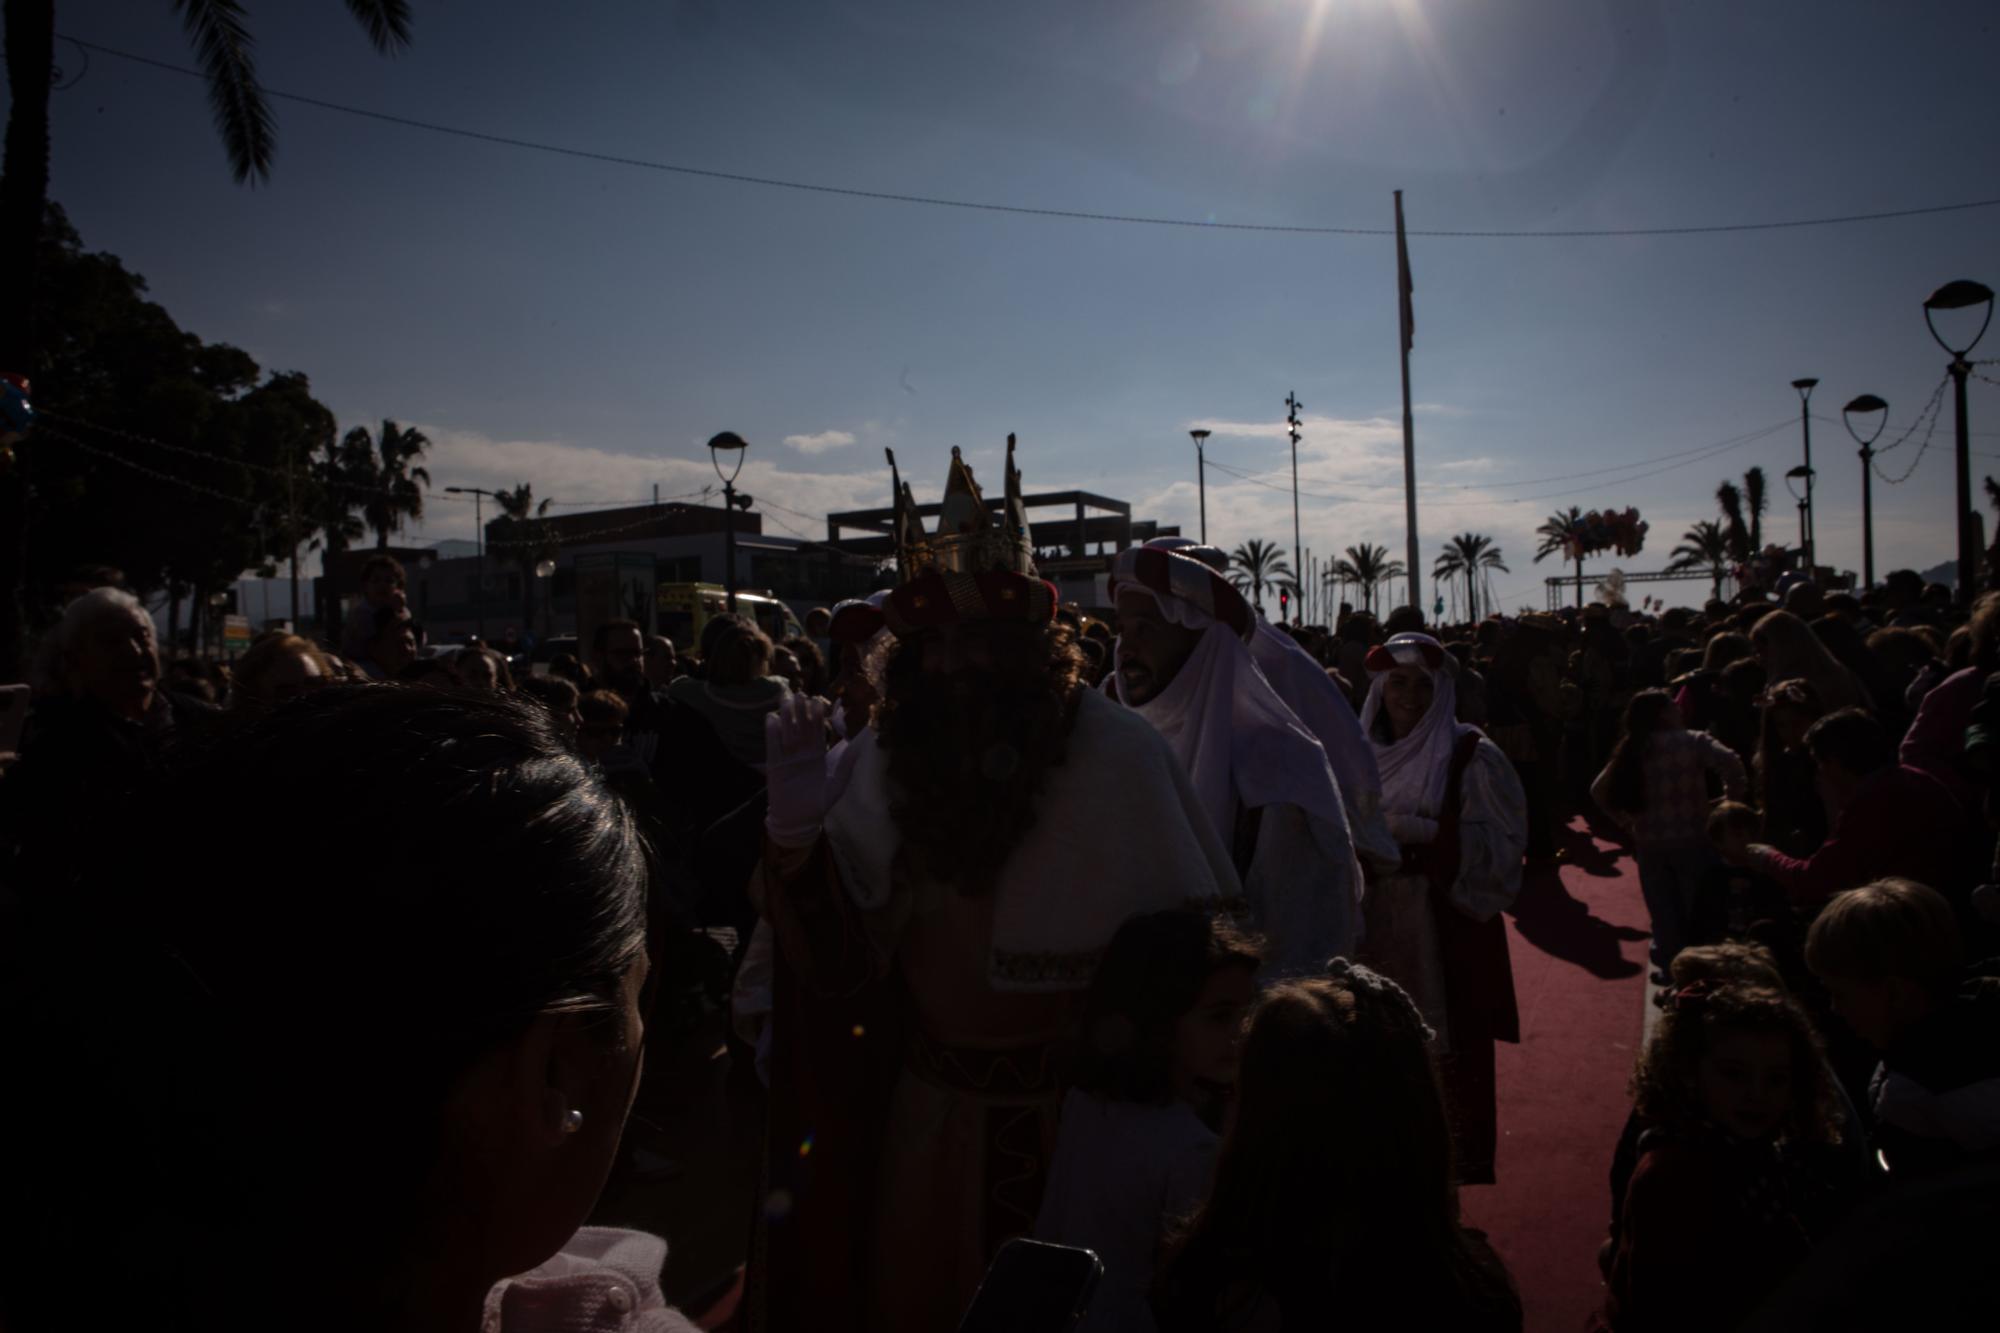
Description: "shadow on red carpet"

(1463, 816), (1650, 1333)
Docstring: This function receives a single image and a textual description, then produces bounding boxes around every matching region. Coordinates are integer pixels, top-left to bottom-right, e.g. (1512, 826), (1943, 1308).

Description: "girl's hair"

(1702, 631), (1752, 671)
(1599, 688), (1679, 814)
(1071, 910), (1260, 1104)
(1629, 982), (1841, 1145)
(7, 687), (652, 1319)
(232, 634), (333, 705)
(1751, 611), (1866, 712)
(1161, 975), (1520, 1329)
(1668, 940), (1784, 992)
(454, 643), (518, 690)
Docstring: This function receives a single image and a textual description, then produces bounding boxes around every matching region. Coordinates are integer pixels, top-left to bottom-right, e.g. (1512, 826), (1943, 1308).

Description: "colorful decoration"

(1561, 507), (1648, 561)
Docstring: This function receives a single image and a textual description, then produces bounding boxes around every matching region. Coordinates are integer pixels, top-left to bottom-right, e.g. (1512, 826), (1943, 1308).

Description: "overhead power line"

(66, 35), (2000, 241)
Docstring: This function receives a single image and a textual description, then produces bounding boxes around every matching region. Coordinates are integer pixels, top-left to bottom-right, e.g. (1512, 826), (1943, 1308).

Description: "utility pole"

(1285, 391), (1304, 622)
(1189, 429), (1211, 544)
(445, 486), (499, 641)
(1791, 378), (1818, 572)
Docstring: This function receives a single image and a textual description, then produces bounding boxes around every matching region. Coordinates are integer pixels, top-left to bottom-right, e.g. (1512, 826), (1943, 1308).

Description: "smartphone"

(956, 1238), (1104, 1333)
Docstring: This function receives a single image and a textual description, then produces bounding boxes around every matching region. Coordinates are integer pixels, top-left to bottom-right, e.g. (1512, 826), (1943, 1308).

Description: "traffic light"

(1279, 588), (1289, 621)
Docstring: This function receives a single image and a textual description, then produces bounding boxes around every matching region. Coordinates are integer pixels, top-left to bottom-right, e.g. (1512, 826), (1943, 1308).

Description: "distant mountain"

(1920, 559), (1961, 590)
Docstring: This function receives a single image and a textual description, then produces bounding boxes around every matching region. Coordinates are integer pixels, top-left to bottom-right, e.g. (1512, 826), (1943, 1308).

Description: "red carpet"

(1463, 817), (1651, 1333)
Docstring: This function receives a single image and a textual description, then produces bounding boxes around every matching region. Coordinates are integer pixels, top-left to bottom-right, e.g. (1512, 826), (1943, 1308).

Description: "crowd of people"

(1, 454), (1996, 1331)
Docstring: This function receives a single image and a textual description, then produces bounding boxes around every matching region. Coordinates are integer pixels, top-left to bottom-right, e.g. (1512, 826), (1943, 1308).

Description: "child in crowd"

(575, 689), (630, 768)
(1591, 688), (1747, 978)
(1599, 944), (1869, 1279)
(1594, 980), (1846, 1333)
(337, 553), (408, 661)
(1805, 878), (2000, 1175)
(1035, 910), (1261, 1333)
(1693, 801), (1786, 950)
(1153, 963), (1520, 1333)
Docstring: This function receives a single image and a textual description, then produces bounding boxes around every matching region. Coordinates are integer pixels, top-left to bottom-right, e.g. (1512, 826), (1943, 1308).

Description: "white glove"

(1387, 812), (1440, 846)
(764, 693), (830, 848)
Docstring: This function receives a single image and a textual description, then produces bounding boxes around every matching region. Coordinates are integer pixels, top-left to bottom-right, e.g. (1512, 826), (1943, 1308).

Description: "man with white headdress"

(1109, 543), (1365, 975)
(1357, 631), (1526, 1184)
(1144, 535), (1401, 873)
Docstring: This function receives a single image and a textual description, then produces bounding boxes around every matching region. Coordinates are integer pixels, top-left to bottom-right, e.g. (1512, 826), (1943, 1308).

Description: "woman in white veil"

(1357, 633), (1528, 1185)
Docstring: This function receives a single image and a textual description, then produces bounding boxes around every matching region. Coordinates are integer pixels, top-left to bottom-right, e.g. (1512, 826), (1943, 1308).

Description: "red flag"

(1395, 190), (1415, 353)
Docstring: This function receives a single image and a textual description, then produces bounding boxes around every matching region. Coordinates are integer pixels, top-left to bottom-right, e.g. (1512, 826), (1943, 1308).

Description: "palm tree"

(1330, 543), (1406, 616)
(1, 3), (412, 371)
(337, 420), (433, 547)
(0, 5), (411, 677)
(492, 483), (556, 635)
(1433, 532), (1509, 624)
(1666, 519), (1732, 600)
(1534, 506), (1588, 609)
(1228, 538), (1294, 617)
(1716, 467), (1768, 562)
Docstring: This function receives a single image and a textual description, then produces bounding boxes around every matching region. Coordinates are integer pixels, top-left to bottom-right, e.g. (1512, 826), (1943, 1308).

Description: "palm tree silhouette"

(338, 420), (433, 548)
(1331, 543), (1405, 616)
(1667, 519), (1733, 600)
(1, 3), (412, 368)
(1433, 532), (1509, 623)
(1534, 506), (1588, 609)
(493, 483), (556, 636)
(1228, 538), (1294, 617)
(1716, 467), (1769, 562)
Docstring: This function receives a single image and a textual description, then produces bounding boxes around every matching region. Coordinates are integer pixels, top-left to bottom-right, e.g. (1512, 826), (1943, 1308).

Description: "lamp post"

(1189, 428), (1211, 544)
(1922, 279), (1995, 604)
(1285, 392), (1304, 620)
(534, 556), (556, 639)
(1784, 466), (1813, 568)
(1790, 378), (1818, 573)
(1842, 394), (1888, 591)
(708, 431), (749, 612)
(443, 485), (504, 642)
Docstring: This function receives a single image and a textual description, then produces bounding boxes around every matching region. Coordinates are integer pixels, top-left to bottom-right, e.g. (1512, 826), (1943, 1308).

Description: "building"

(396, 500), (884, 647)
(825, 489), (1179, 610)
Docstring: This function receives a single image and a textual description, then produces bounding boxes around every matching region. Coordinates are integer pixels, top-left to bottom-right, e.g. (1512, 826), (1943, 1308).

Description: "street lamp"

(1922, 279), (1995, 604)
(443, 484), (505, 641)
(1842, 394), (1888, 591)
(708, 431), (749, 612)
(1189, 429), (1212, 544)
(1784, 465), (1813, 567)
(1790, 378), (1818, 573)
(534, 556), (556, 640)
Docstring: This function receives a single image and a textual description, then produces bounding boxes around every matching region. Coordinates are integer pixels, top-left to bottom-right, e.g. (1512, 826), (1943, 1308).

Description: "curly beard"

(874, 622), (1086, 896)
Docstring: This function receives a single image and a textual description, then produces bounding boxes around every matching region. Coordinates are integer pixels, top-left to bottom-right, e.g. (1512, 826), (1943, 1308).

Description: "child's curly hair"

(1630, 981), (1843, 1145)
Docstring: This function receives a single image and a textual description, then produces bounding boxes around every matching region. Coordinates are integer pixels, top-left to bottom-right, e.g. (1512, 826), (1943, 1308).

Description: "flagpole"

(1395, 189), (1420, 612)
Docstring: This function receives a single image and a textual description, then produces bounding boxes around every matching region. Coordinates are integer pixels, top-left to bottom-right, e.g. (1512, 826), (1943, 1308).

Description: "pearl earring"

(562, 1108), (584, 1134)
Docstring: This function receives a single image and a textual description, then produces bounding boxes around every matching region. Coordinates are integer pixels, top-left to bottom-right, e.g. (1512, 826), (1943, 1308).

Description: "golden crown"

(887, 436), (1036, 579)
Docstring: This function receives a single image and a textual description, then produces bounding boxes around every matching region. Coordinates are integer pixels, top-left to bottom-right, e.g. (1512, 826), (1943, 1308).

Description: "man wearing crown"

(746, 441), (1239, 1332)
(1107, 544), (1367, 976)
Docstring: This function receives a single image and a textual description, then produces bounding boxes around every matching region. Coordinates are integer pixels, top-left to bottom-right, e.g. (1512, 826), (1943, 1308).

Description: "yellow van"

(655, 583), (804, 653)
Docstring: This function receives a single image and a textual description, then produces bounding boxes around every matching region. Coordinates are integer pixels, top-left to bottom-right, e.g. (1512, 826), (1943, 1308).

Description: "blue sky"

(38, 0), (2000, 610)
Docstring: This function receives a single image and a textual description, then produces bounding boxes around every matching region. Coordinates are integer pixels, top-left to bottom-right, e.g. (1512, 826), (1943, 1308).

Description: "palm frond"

(175, 0), (276, 184)
(344, 0), (415, 53)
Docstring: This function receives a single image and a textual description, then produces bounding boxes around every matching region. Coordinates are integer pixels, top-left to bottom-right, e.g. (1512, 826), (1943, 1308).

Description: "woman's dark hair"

(1702, 630), (1751, 671)
(1157, 977), (1520, 1332)
(1071, 910), (1260, 1104)
(1599, 689), (1678, 814)
(781, 634), (827, 694)
(1804, 706), (1894, 777)
(4, 687), (651, 1327)
(518, 672), (581, 716)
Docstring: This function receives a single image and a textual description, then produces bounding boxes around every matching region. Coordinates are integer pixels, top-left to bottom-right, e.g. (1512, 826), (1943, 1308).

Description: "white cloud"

(782, 429), (858, 455)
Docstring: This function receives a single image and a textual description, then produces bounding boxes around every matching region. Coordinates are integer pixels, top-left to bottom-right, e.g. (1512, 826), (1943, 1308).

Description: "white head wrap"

(1357, 633), (1479, 820)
